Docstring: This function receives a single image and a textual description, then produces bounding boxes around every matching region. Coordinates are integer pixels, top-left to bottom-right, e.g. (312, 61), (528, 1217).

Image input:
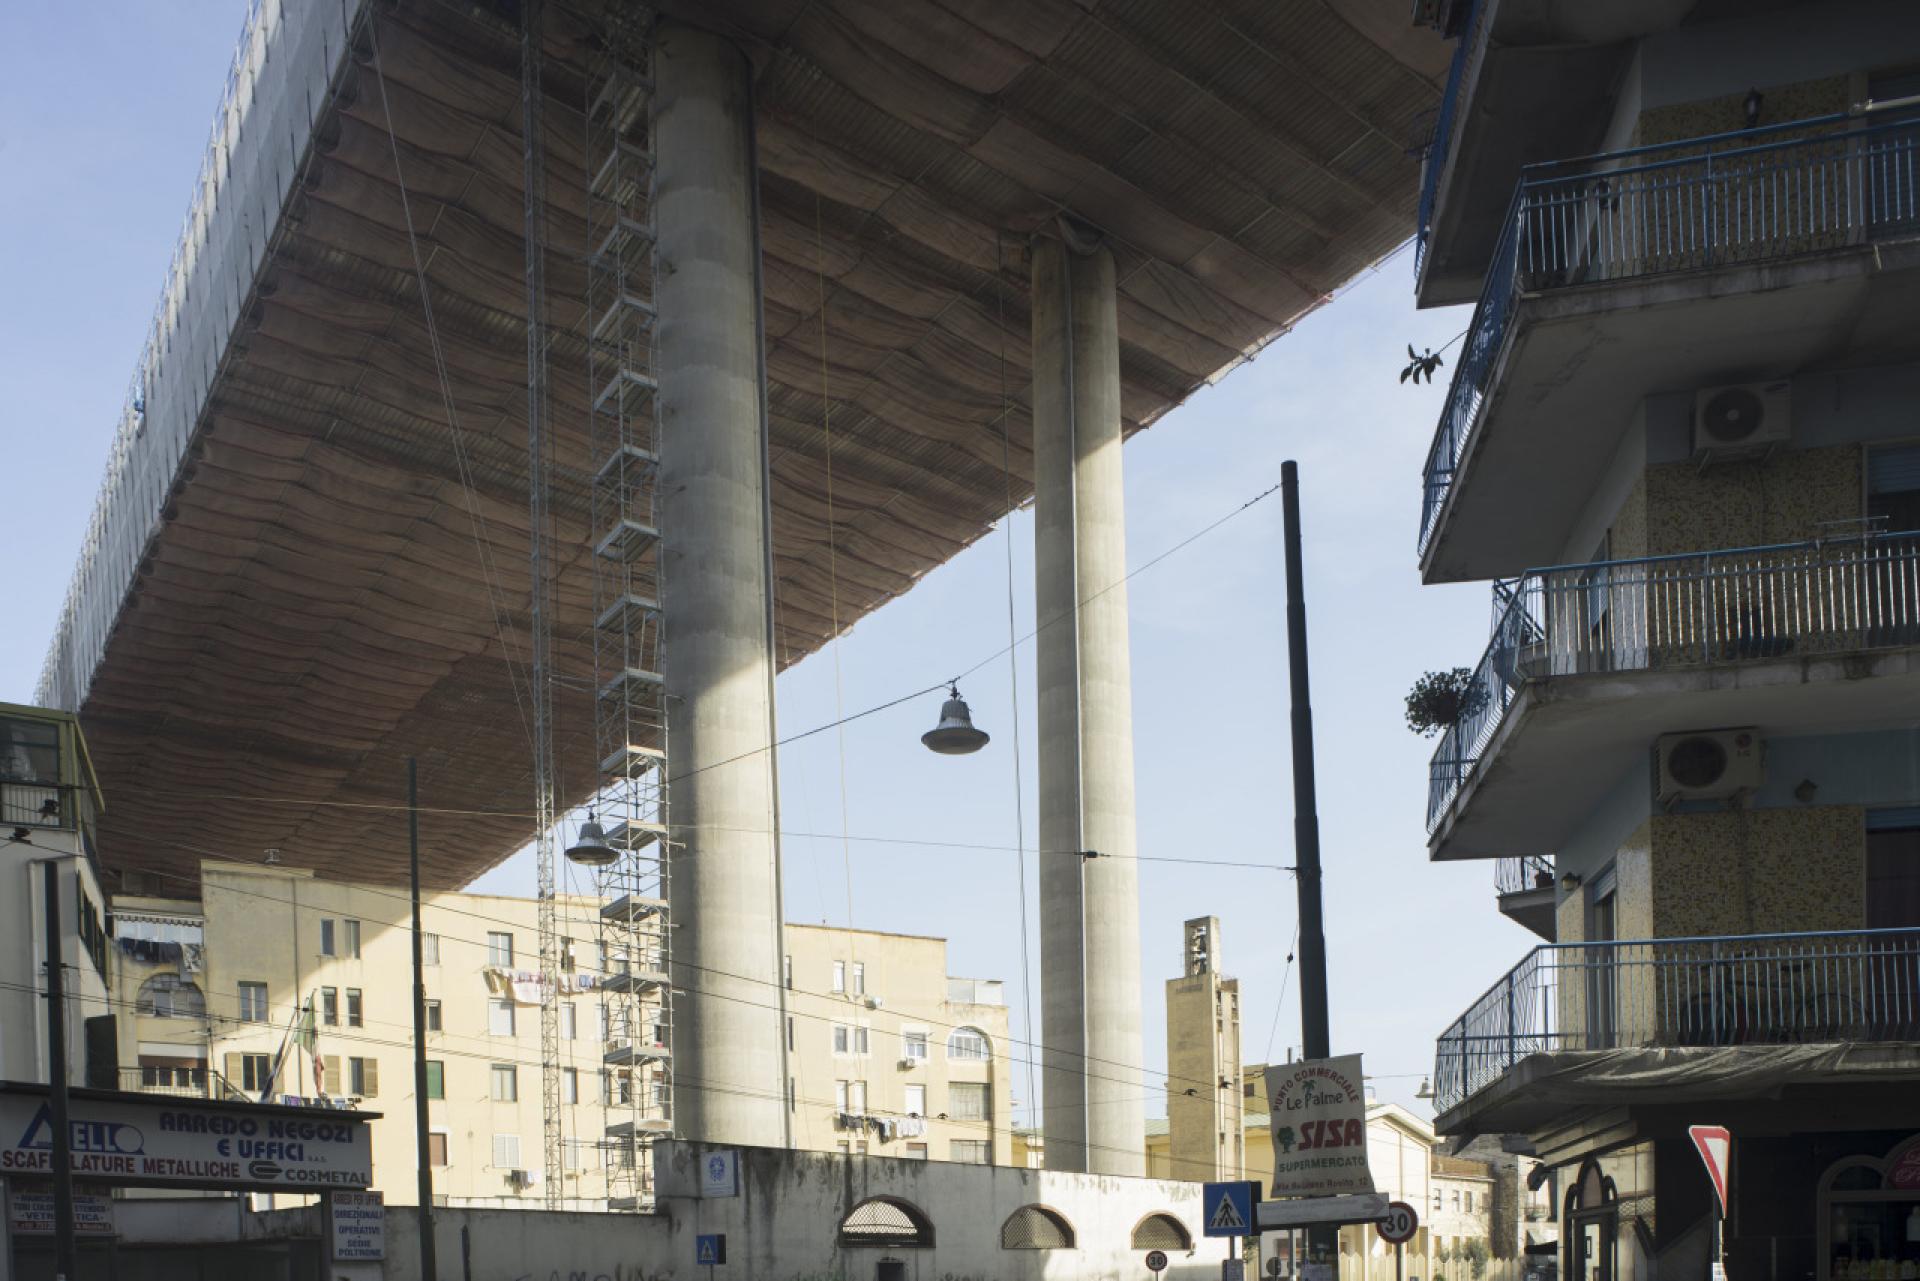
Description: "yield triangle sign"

(1209, 1193), (1247, 1233)
(1689, 1124), (1732, 1216)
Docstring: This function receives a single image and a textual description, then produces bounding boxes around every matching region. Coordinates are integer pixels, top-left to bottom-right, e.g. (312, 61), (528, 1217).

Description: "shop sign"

(1889, 1139), (1920, 1191)
(0, 1090), (372, 1192)
(1264, 1055), (1375, 1198)
(8, 1182), (115, 1235)
(331, 1190), (385, 1260)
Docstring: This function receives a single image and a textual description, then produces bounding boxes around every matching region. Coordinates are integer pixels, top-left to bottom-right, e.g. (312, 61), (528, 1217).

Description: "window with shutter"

(428, 1133), (448, 1166)
(949, 1082), (990, 1121)
(425, 1061), (444, 1099)
(322, 1055), (341, 1094)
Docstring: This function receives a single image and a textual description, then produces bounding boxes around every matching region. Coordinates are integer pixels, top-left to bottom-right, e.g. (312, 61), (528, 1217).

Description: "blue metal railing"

(1428, 530), (1920, 833)
(1413, 0), (1489, 280)
(1433, 927), (1920, 1113)
(1416, 112), (1920, 558)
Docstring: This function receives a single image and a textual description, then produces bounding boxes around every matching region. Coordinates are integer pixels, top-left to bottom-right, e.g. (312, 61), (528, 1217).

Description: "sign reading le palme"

(1263, 1055), (1377, 1198)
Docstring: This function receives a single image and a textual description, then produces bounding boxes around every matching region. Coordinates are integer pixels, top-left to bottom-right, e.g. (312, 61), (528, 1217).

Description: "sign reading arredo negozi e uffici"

(0, 1089), (372, 1193)
(1263, 1055), (1377, 1198)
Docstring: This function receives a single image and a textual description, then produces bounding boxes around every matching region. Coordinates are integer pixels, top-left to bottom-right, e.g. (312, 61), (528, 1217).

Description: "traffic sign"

(1688, 1125), (1732, 1216)
(1147, 1249), (1170, 1275)
(1266, 1258), (1284, 1279)
(1203, 1181), (1259, 1237)
(696, 1234), (727, 1267)
(1377, 1201), (1419, 1245)
(1224, 1260), (1247, 1281)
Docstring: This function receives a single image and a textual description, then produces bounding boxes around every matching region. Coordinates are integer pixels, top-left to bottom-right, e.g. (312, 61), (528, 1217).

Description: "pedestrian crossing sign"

(1203, 1181), (1260, 1237)
(696, 1234), (727, 1267)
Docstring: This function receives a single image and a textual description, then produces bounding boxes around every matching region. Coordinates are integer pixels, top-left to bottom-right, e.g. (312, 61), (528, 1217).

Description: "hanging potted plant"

(1404, 668), (1486, 738)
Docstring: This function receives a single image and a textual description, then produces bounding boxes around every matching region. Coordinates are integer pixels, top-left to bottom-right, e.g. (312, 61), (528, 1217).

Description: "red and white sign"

(1689, 1124), (1732, 1215)
(1377, 1201), (1419, 1245)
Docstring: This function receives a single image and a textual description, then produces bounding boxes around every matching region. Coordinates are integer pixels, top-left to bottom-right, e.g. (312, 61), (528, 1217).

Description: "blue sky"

(1, 3), (1543, 1130)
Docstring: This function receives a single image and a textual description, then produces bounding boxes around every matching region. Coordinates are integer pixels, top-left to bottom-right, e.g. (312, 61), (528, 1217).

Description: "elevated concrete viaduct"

(37, 0), (1447, 1165)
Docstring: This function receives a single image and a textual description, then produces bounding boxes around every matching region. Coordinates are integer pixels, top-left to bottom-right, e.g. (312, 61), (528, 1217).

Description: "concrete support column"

(655, 21), (787, 1149)
(1030, 232), (1145, 1177)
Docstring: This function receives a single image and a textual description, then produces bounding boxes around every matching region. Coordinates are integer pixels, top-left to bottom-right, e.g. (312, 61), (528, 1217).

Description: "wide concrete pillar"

(655, 21), (787, 1150)
(1030, 232), (1145, 1176)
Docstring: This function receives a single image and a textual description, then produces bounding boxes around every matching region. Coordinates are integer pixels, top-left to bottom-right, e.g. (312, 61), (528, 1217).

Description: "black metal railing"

(1419, 112), (1920, 556)
(1434, 927), (1920, 1112)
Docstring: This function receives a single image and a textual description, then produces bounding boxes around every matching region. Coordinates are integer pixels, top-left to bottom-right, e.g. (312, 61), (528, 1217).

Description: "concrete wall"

(1566, 360), (1920, 570)
(1635, 2), (1920, 113)
(152, 1152), (1197, 1281)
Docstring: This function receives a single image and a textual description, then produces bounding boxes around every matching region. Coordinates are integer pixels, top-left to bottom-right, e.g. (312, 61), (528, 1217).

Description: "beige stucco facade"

(110, 859), (1012, 1208)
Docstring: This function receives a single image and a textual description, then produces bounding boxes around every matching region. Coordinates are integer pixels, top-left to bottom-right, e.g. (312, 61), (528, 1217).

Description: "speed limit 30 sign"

(1377, 1201), (1419, 1245)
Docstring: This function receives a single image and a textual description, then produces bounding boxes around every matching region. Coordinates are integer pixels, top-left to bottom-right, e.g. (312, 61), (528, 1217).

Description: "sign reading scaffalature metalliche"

(1264, 1055), (1375, 1197)
(0, 1087), (373, 1193)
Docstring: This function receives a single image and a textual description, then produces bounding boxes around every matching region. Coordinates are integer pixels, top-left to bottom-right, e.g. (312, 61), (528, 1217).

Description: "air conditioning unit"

(1657, 730), (1763, 804)
(1693, 382), (1790, 457)
(506, 1169), (533, 1189)
(897, 1059), (918, 1071)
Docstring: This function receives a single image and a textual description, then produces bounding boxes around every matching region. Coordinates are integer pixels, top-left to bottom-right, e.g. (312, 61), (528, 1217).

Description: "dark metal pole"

(1281, 461), (1331, 1060)
(409, 758), (438, 1280)
(42, 864), (77, 1279)
(1281, 461), (1335, 1277)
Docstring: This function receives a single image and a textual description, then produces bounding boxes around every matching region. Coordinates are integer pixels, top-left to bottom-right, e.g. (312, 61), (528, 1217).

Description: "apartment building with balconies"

(109, 858), (1013, 1209)
(1411, 7), (1920, 1281)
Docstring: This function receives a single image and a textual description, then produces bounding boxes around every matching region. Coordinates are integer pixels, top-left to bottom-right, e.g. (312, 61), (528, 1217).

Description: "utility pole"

(408, 759), (438, 1280)
(1281, 460), (1334, 1276)
(42, 862), (77, 1279)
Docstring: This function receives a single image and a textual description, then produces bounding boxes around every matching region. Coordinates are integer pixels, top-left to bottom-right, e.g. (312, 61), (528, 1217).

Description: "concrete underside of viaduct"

(51, 0), (1446, 889)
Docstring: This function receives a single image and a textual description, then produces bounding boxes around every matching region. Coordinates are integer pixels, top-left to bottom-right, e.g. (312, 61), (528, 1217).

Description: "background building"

(1163, 916), (1244, 1181)
(1, 702), (113, 1091)
(111, 860), (1014, 1208)
(1414, 6), (1920, 1281)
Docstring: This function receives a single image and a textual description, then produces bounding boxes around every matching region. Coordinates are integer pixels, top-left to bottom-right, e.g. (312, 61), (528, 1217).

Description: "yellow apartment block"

(111, 859), (1012, 1207)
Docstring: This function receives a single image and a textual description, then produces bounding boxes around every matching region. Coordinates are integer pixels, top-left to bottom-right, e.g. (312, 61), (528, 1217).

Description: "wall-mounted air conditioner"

(1656, 729), (1763, 805)
(1693, 382), (1790, 457)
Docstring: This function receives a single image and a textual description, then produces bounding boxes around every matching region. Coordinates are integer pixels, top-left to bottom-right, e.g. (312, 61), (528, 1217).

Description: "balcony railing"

(1428, 531), (1920, 833)
(1413, 0), (1490, 279)
(1, 778), (82, 830)
(123, 1066), (210, 1098)
(1433, 927), (1920, 1114)
(1418, 112), (1920, 557)
(1496, 856), (1554, 897)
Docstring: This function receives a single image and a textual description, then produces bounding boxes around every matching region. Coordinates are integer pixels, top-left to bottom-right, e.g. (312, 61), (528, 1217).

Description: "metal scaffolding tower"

(584, 14), (673, 1212)
(520, 0), (564, 1210)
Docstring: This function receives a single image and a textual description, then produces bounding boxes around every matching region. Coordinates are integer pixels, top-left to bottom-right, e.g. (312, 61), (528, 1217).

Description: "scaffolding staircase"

(584, 22), (672, 1213)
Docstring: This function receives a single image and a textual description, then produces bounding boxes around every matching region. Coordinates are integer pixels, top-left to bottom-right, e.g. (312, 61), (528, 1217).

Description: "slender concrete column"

(654, 21), (787, 1149)
(1030, 233), (1146, 1177)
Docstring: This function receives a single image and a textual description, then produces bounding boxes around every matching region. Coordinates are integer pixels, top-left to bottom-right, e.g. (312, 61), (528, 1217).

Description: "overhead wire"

(993, 241), (1040, 1134)
(813, 192), (862, 1003)
(118, 837), (1244, 1102)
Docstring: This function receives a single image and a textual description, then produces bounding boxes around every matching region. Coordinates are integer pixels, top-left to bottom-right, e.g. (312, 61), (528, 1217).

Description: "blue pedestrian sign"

(696, 1234), (727, 1267)
(1203, 1181), (1260, 1238)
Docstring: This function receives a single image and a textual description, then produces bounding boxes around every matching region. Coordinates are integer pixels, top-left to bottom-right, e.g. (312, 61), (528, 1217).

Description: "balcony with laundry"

(1426, 531), (1920, 861)
(1417, 111), (1920, 583)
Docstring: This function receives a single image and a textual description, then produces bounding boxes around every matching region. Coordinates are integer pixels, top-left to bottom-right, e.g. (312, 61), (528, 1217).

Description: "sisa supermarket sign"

(0, 1088), (372, 1193)
(1263, 1055), (1377, 1198)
